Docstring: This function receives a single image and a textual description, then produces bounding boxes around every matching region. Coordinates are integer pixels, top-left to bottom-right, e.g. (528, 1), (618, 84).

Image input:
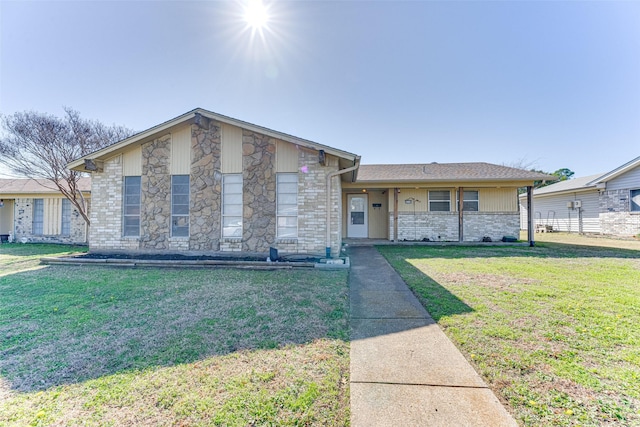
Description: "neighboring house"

(0, 178), (90, 244)
(67, 108), (551, 256)
(519, 156), (640, 237)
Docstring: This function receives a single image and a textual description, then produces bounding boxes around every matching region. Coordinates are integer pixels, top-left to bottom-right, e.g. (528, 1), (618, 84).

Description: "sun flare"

(244, 0), (268, 29)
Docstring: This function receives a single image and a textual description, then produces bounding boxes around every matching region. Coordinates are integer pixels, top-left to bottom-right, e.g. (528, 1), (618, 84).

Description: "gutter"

(325, 158), (361, 259)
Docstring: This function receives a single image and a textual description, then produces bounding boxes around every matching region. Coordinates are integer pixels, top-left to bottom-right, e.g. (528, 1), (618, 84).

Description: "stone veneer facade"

(89, 121), (343, 256)
(189, 123), (222, 251)
(241, 130), (276, 252)
(389, 211), (519, 242)
(12, 198), (88, 244)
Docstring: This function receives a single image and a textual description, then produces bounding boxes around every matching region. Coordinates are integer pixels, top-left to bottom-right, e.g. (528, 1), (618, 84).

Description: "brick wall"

(389, 211), (519, 242)
(600, 212), (640, 236)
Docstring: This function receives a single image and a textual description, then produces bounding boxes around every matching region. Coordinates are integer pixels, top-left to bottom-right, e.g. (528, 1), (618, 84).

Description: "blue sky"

(1, 0), (639, 178)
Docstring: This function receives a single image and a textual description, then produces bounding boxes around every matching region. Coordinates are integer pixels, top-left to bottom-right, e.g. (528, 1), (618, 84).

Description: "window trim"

(171, 175), (190, 238)
(428, 190), (451, 212)
(123, 176), (141, 237)
(222, 173), (243, 239)
(276, 173), (298, 239)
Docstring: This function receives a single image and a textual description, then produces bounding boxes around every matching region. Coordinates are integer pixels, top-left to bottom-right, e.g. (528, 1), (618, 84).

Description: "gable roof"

(0, 177), (91, 195)
(522, 173), (603, 198)
(356, 163), (554, 185)
(587, 155), (640, 185)
(67, 108), (360, 172)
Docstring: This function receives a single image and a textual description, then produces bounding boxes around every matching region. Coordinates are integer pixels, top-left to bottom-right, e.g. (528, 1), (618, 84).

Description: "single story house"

(67, 108), (552, 256)
(0, 178), (90, 244)
(519, 155), (640, 236)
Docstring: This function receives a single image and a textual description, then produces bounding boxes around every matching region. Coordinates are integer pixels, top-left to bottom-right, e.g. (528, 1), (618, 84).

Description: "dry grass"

(0, 244), (350, 426)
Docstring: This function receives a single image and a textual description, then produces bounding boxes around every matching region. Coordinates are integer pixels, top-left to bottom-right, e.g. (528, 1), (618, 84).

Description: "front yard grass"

(378, 243), (640, 426)
(0, 244), (349, 426)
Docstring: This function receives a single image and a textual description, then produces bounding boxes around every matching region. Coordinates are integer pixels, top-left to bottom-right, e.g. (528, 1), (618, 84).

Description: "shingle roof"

(356, 163), (554, 183)
(0, 177), (91, 194)
(530, 173), (603, 196)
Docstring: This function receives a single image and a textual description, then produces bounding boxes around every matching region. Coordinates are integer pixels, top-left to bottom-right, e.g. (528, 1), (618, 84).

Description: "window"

(123, 176), (141, 237)
(32, 199), (44, 235)
(457, 190), (479, 211)
(222, 174), (242, 238)
(61, 198), (71, 235)
(631, 189), (640, 212)
(277, 174), (298, 238)
(429, 190), (450, 212)
(171, 175), (190, 237)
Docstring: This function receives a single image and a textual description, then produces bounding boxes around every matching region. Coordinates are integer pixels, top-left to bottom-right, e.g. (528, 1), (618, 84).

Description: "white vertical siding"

(520, 189), (601, 233)
(276, 140), (299, 172)
(122, 148), (141, 176)
(43, 198), (61, 235)
(171, 126), (191, 175)
(605, 165), (640, 191)
(221, 123), (243, 173)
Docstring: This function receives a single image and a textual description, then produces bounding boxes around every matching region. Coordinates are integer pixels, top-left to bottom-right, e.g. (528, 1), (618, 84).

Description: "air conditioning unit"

(566, 201), (574, 209)
(574, 200), (582, 208)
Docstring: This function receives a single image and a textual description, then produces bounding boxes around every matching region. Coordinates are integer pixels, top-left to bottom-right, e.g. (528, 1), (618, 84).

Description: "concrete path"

(349, 246), (517, 427)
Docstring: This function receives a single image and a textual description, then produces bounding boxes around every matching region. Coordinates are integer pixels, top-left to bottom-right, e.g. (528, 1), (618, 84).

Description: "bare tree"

(0, 108), (134, 225)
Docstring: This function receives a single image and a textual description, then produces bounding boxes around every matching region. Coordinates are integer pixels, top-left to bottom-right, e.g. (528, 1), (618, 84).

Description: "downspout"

(326, 161), (360, 259)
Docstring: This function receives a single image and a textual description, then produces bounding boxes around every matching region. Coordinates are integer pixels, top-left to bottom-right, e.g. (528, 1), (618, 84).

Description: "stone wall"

(241, 130), (277, 252)
(600, 189), (629, 213)
(463, 212), (520, 241)
(389, 211), (519, 242)
(190, 123), (222, 250)
(390, 212), (459, 241)
(140, 135), (172, 250)
(12, 197), (88, 245)
(13, 198), (33, 242)
(600, 212), (640, 236)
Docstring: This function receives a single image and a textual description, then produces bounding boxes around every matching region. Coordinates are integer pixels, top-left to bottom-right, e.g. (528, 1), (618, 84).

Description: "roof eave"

(587, 155), (640, 185)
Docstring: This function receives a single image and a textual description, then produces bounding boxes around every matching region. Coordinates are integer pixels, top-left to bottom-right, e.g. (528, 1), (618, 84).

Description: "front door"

(348, 194), (368, 238)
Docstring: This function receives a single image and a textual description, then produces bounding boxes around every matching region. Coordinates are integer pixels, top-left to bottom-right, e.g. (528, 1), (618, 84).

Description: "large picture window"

(457, 190), (479, 211)
(631, 189), (640, 212)
(32, 199), (44, 235)
(171, 175), (190, 237)
(429, 190), (450, 212)
(123, 176), (141, 237)
(61, 198), (71, 236)
(222, 174), (243, 238)
(277, 173), (298, 238)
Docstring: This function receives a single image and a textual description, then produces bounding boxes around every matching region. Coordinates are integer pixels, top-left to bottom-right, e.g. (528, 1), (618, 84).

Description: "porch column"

(527, 186), (535, 247)
(393, 188), (399, 241)
(458, 187), (464, 242)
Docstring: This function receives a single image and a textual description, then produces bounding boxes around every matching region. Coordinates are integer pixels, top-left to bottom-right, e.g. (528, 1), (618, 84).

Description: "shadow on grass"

(0, 265), (349, 393)
(379, 241), (640, 261)
(374, 242), (639, 321)
(348, 246), (473, 325)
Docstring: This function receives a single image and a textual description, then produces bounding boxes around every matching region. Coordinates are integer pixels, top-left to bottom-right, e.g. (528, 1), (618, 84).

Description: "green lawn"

(0, 244), (350, 426)
(378, 242), (640, 426)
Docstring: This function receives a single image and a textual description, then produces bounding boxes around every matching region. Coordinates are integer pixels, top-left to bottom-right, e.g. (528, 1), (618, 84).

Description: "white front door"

(348, 194), (368, 238)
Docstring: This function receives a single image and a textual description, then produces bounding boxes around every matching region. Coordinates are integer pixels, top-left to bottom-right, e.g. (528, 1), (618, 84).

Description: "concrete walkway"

(349, 246), (517, 427)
